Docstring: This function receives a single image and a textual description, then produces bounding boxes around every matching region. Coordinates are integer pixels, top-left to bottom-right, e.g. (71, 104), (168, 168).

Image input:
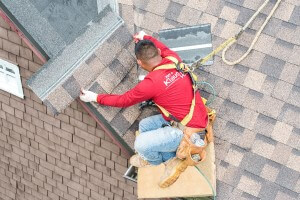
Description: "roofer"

(80, 31), (208, 187)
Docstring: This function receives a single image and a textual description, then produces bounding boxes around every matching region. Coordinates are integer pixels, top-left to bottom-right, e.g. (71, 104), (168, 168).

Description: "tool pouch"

(176, 106), (216, 166)
(176, 131), (207, 166)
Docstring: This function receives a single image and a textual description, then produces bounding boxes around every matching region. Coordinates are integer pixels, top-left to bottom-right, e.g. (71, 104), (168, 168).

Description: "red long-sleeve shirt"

(97, 35), (208, 128)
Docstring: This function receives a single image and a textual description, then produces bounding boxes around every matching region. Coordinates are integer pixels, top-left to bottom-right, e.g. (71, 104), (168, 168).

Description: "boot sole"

(159, 161), (188, 188)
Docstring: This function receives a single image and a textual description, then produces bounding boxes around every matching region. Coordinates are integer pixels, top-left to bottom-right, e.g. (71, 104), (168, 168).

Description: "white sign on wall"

(0, 59), (24, 99)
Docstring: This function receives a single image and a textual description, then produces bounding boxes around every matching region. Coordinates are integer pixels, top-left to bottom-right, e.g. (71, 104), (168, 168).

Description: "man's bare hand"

(133, 31), (147, 43)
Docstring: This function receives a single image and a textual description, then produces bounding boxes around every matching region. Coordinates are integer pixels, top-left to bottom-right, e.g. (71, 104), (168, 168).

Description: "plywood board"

(137, 142), (216, 199)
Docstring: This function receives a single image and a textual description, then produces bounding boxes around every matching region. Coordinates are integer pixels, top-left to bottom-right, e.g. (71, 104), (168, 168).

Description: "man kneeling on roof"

(80, 31), (208, 188)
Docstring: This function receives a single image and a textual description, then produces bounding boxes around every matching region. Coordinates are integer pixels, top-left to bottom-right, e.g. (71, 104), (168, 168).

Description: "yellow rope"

(222, 0), (282, 65)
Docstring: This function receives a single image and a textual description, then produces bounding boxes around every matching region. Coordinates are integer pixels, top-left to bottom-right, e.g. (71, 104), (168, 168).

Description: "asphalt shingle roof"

(4, 0), (299, 199)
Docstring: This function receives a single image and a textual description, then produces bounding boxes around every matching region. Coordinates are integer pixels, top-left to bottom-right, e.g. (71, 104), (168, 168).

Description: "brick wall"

(0, 17), (138, 200)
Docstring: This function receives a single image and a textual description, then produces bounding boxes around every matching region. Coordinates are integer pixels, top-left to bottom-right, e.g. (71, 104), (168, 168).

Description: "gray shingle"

(240, 152), (266, 176)
(287, 128), (300, 149)
(145, 0), (170, 16)
(177, 6), (202, 25)
(243, 89), (264, 111)
(205, 0), (225, 17)
(260, 55), (285, 79)
(222, 163), (243, 187)
(223, 122), (245, 145)
(111, 112), (132, 136)
(260, 159), (282, 182)
(164, 1), (184, 21)
(271, 143), (292, 165)
(238, 108), (259, 130)
(276, 166), (300, 191)
(287, 86), (300, 107)
(216, 181), (234, 199)
(260, 76), (279, 96)
(228, 64), (249, 84)
(219, 100), (244, 124)
(280, 63), (300, 85)
(227, 83), (249, 105)
(236, 6), (255, 26)
(275, 186), (299, 200)
(252, 134), (277, 159)
(258, 181), (280, 200)
(237, 171), (263, 197)
(289, 6), (300, 25)
(89, 82), (106, 94)
(109, 59), (129, 81)
(279, 103), (300, 129)
(253, 114), (277, 137)
(62, 75), (81, 99)
(258, 95), (285, 119)
(269, 39), (295, 61)
(262, 17), (283, 37)
(272, 80), (293, 101)
(133, 0), (149, 10)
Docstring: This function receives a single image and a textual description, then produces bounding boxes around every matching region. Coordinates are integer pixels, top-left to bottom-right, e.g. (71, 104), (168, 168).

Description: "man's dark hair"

(135, 40), (159, 61)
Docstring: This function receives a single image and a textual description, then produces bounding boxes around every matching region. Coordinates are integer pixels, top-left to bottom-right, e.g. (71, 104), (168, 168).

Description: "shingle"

(236, 6), (255, 26)
(243, 69), (266, 92)
(205, 0), (225, 17)
(269, 39), (295, 62)
(271, 142), (292, 165)
(110, 112), (132, 136)
(140, 12), (164, 33)
(289, 6), (300, 25)
(262, 17), (283, 37)
(95, 41), (120, 66)
(89, 82), (106, 94)
(258, 181), (281, 200)
(237, 172), (262, 197)
(227, 83), (249, 105)
(252, 134), (277, 159)
(133, 0), (149, 10)
(295, 71), (300, 88)
(224, 144), (246, 167)
(177, 6), (202, 25)
(45, 86), (73, 114)
(145, 0), (170, 16)
(278, 103), (300, 129)
(286, 149), (300, 172)
(164, 1), (184, 21)
(272, 80), (293, 101)
(121, 105), (140, 124)
(275, 187), (299, 200)
(96, 67), (120, 94)
(260, 76), (279, 96)
(238, 108), (259, 130)
(122, 131), (136, 150)
(253, 113), (277, 137)
(238, 129), (256, 150)
(276, 21), (298, 45)
(241, 192), (260, 200)
(280, 63), (300, 85)
(225, 0), (245, 6)
(254, 33), (276, 54)
(240, 50), (265, 71)
(222, 122), (245, 145)
(172, 0), (189, 4)
(73, 58), (104, 88)
(243, 89), (264, 111)
(288, 45), (300, 66)
(110, 25), (132, 48)
(276, 166), (300, 191)
(273, 1), (295, 22)
(44, 100), (58, 115)
(260, 160), (282, 182)
(198, 13), (219, 30)
(271, 121), (293, 144)
(216, 181), (234, 199)
(240, 152), (266, 176)
(214, 137), (231, 161)
(260, 55), (285, 79)
(219, 100), (244, 124)
(95, 103), (121, 123)
(220, 5), (240, 23)
(287, 127), (300, 149)
(109, 59), (129, 81)
(187, 0), (209, 11)
(220, 21), (241, 39)
(62, 75), (81, 99)
(258, 95), (285, 119)
(222, 163), (243, 187)
(117, 48), (136, 71)
(228, 64), (249, 84)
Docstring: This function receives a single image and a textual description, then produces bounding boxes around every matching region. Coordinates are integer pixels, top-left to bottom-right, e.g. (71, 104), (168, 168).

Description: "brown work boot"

(129, 154), (150, 168)
(159, 157), (188, 188)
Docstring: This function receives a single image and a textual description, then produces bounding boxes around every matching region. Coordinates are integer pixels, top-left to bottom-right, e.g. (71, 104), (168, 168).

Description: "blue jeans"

(134, 114), (183, 165)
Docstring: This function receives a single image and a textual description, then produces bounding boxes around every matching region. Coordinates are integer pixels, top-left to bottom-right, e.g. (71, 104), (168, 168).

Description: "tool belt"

(172, 106), (216, 166)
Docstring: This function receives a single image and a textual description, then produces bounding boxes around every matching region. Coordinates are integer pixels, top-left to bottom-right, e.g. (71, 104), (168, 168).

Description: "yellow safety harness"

(153, 56), (201, 126)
